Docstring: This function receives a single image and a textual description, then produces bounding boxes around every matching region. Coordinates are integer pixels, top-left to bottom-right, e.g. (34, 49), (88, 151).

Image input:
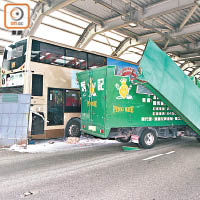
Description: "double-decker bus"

(0, 36), (138, 139)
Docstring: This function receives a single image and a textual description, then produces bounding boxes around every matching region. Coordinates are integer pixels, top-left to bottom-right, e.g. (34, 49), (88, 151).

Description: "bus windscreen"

(2, 39), (27, 71)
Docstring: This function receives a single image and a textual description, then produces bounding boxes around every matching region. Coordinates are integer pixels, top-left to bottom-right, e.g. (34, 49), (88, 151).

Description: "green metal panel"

(77, 65), (185, 138)
(138, 39), (200, 135)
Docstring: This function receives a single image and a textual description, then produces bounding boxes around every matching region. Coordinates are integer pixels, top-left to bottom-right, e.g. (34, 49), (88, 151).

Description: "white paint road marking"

(143, 151), (176, 161)
(165, 151), (175, 155)
(143, 154), (164, 161)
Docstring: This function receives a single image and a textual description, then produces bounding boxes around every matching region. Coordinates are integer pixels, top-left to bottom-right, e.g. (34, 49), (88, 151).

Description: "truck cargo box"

(77, 65), (185, 139)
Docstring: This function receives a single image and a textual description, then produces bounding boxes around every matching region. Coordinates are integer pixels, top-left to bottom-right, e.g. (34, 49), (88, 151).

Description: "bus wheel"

(65, 118), (81, 138)
(139, 129), (157, 149)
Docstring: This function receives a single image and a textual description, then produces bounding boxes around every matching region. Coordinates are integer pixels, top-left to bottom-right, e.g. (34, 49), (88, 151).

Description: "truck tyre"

(139, 129), (157, 149)
(65, 118), (81, 138)
(116, 136), (131, 143)
(196, 137), (200, 143)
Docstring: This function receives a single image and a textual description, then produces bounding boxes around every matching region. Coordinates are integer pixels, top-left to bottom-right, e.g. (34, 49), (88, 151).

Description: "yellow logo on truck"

(89, 78), (96, 97)
(113, 105), (134, 113)
(87, 101), (97, 107)
(115, 78), (132, 99)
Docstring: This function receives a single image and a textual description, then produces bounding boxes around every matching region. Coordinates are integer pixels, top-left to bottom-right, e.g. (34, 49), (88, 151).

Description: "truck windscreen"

(2, 39), (27, 70)
(136, 84), (153, 95)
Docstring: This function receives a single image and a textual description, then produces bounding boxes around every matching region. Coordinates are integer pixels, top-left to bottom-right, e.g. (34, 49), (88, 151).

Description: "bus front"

(1, 39), (27, 93)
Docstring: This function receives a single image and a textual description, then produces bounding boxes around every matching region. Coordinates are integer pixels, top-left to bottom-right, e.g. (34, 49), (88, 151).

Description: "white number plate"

(88, 126), (96, 132)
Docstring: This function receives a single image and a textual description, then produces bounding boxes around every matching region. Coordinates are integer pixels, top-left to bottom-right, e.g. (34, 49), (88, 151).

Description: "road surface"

(1, 137), (200, 200)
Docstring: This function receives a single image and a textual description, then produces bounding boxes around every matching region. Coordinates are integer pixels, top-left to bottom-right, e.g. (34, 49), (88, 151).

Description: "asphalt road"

(1, 137), (200, 200)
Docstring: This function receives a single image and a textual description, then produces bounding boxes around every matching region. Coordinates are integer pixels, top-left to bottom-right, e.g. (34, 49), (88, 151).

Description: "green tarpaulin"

(139, 39), (200, 135)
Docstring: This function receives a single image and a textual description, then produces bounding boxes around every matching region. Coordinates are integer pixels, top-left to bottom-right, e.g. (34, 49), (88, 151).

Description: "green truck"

(77, 40), (200, 148)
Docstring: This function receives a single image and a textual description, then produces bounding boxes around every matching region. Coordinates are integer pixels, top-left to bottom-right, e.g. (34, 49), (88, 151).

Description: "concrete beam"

(155, 18), (174, 30)
(195, 61), (200, 66)
(75, 23), (96, 48)
(166, 45), (187, 53)
(65, 5), (103, 24)
(180, 52), (200, 58)
(121, 0), (143, 11)
(185, 36), (196, 44)
(139, 22), (200, 45)
(177, 56), (200, 62)
(65, 5), (138, 39)
(111, 37), (138, 57)
(139, 0), (196, 21)
(23, 0), (77, 37)
(139, 22), (189, 50)
(0, 38), (13, 43)
(181, 62), (195, 70)
(75, 0), (197, 49)
(94, 0), (124, 15)
(75, 17), (132, 48)
(41, 22), (80, 36)
(188, 66), (200, 76)
(179, 48), (200, 55)
(179, 62), (187, 70)
(179, 5), (198, 30)
(113, 21), (200, 58)
(163, 39), (170, 50)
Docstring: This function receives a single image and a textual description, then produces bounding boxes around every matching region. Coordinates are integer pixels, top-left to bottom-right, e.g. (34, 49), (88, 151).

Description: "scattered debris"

(67, 137), (80, 144)
(21, 191), (34, 198)
(122, 146), (140, 151)
(8, 136), (118, 153)
(28, 140), (35, 145)
(48, 141), (55, 144)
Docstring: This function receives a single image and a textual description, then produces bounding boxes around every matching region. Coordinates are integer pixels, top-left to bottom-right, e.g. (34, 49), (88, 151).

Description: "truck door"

(88, 68), (106, 127)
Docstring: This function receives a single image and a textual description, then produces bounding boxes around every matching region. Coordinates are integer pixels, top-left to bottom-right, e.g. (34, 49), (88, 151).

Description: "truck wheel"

(196, 137), (200, 143)
(65, 118), (81, 138)
(116, 136), (131, 143)
(139, 129), (157, 149)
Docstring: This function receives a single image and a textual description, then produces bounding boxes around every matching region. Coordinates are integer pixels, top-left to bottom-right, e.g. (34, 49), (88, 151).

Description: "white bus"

(0, 36), (138, 140)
